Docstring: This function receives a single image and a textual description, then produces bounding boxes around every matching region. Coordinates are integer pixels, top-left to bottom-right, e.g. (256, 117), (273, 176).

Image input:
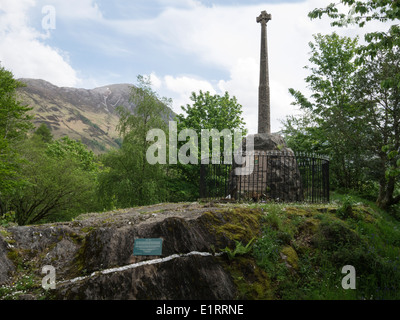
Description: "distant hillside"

(16, 78), (170, 153)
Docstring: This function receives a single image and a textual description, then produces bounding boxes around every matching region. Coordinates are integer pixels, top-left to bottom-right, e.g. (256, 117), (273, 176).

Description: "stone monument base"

(230, 133), (303, 202)
(243, 133), (293, 154)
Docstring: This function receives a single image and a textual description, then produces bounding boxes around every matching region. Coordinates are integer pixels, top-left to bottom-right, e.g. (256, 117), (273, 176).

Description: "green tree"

(177, 91), (246, 134)
(46, 136), (99, 172)
(281, 110), (325, 154)
(287, 33), (366, 189)
(309, 1), (400, 60)
(353, 47), (400, 209)
(175, 90), (247, 199)
(33, 123), (53, 143)
(309, 1), (400, 27)
(176, 90), (247, 161)
(307, 1), (400, 209)
(4, 138), (99, 225)
(0, 66), (33, 214)
(284, 31), (400, 209)
(0, 68), (33, 143)
(98, 75), (172, 208)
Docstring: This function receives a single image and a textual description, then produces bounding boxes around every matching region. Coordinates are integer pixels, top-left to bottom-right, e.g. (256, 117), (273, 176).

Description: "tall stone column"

(229, 10), (304, 202)
(257, 10), (272, 134)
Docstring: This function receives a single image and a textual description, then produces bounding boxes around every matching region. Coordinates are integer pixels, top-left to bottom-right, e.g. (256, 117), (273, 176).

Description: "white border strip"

(59, 251), (223, 285)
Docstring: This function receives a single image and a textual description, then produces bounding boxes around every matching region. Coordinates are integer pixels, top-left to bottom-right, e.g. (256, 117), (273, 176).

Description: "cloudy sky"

(0, 0), (393, 134)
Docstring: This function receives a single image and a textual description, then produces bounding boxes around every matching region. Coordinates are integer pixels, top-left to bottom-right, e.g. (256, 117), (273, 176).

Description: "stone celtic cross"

(257, 10), (272, 134)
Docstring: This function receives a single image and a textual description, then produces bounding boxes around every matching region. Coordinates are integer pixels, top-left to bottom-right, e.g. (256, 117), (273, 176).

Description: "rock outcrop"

(0, 203), (268, 300)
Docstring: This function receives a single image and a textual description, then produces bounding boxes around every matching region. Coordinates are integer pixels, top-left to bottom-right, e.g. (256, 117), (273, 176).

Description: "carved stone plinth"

(230, 133), (303, 202)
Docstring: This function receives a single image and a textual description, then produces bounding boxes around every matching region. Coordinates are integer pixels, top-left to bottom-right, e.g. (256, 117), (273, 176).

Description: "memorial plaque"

(133, 238), (163, 256)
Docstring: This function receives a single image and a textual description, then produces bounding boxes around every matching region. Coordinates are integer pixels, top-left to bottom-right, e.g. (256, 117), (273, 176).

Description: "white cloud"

(45, 0), (103, 21)
(217, 57), (259, 131)
(128, 1), (335, 133)
(0, 0), (80, 87)
(0, 35), (79, 87)
(164, 75), (215, 94)
(135, 0), (393, 133)
(150, 72), (163, 90)
(161, 74), (216, 113)
(156, 0), (201, 9)
(148, 4), (257, 70)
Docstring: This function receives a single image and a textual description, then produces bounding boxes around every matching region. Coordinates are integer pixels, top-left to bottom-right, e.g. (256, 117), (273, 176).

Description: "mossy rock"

(285, 207), (321, 218)
(351, 206), (376, 223)
(297, 217), (320, 235)
(202, 207), (263, 248)
(280, 246), (299, 271)
(292, 217), (320, 254)
(220, 256), (273, 300)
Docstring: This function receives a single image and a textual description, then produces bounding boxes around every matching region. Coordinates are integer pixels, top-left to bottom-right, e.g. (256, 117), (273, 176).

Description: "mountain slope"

(16, 78), (138, 153)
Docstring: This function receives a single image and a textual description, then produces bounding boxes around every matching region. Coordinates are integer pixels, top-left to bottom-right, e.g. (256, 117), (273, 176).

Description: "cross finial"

(257, 10), (271, 24)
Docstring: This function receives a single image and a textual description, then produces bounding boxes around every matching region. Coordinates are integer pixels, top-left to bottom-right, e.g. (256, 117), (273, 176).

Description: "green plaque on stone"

(133, 238), (163, 256)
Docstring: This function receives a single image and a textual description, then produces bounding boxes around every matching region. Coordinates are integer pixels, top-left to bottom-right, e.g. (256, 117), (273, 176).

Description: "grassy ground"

(246, 192), (400, 300)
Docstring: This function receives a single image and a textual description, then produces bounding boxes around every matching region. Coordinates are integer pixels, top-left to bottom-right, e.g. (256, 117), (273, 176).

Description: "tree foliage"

(354, 47), (400, 208)
(283, 31), (400, 210)
(309, 1), (400, 26)
(46, 136), (99, 172)
(3, 138), (99, 225)
(174, 90), (247, 199)
(286, 33), (365, 189)
(309, 1), (400, 57)
(177, 90), (246, 134)
(176, 90), (247, 160)
(0, 66), (34, 214)
(33, 123), (53, 143)
(304, 1), (400, 210)
(0, 69), (33, 143)
(0, 66), (101, 224)
(97, 75), (172, 209)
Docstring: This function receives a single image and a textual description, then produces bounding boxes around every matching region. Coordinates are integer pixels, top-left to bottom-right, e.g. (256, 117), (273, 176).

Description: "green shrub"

(0, 211), (16, 227)
(336, 195), (355, 219)
(312, 219), (361, 250)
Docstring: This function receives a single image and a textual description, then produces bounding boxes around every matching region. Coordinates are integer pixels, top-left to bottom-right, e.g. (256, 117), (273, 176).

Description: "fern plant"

(222, 237), (256, 260)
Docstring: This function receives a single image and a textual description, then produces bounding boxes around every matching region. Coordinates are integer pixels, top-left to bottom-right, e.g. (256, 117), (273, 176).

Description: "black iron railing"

(199, 151), (329, 203)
